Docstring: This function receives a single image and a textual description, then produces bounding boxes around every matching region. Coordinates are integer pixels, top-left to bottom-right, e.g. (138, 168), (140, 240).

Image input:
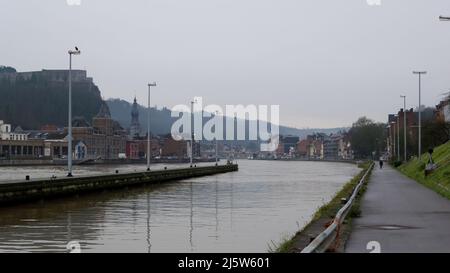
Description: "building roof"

(96, 101), (111, 118)
(13, 126), (24, 133)
(72, 116), (91, 127)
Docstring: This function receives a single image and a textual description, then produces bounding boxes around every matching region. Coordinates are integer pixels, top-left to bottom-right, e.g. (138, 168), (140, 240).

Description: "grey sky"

(1, 0), (450, 128)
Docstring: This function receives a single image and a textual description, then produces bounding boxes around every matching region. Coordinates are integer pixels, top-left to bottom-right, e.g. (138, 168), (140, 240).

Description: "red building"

(126, 138), (161, 159)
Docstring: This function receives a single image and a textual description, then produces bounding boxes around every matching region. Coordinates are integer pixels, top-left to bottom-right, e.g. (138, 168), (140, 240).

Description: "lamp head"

(68, 47), (81, 55)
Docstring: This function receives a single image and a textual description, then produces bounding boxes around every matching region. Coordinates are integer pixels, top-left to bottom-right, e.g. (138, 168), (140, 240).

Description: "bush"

(392, 161), (403, 168)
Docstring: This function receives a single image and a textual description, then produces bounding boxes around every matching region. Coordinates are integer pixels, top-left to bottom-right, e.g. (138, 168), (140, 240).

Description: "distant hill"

(0, 65), (347, 136)
(0, 67), (103, 129)
(106, 98), (174, 136)
(106, 98), (347, 138)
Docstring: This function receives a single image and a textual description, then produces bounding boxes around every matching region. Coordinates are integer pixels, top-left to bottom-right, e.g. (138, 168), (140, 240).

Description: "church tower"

(130, 97), (141, 138)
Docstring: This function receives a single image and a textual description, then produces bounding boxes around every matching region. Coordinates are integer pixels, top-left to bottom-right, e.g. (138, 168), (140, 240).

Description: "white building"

(0, 120), (28, 141)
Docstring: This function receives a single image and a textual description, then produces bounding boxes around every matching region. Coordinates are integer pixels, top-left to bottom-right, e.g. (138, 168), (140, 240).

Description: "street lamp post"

(190, 100), (195, 167)
(413, 71), (426, 160)
(147, 82), (157, 171)
(401, 95), (407, 161)
(215, 111), (219, 166)
(67, 47), (81, 177)
(390, 121), (396, 159)
(397, 115), (400, 161)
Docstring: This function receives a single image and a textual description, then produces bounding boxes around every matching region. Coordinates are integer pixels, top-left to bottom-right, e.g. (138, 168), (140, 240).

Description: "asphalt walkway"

(345, 165), (450, 253)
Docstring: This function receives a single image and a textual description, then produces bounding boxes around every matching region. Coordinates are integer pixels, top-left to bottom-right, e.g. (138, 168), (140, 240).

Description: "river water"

(0, 160), (359, 253)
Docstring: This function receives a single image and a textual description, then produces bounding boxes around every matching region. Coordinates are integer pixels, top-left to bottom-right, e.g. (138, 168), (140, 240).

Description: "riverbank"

(397, 141), (450, 200)
(273, 161), (372, 253)
(0, 157), (219, 167)
(253, 158), (357, 164)
(0, 164), (238, 205)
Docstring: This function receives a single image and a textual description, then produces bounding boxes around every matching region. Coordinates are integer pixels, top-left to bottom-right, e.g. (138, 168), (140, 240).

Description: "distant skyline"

(1, 0), (450, 128)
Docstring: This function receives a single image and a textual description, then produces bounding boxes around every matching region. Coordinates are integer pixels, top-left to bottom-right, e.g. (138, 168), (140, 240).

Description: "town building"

(0, 120), (28, 141)
(126, 137), (161, 160)
(276, 135), (299, 157)
(69, 102), (127, 160)
(323, 133), (353, 160)
(0, 69), (93, 84)
(0, 125), (68, 160)
(161, 135), (189, 158)
(436, 97), (450, 123)
(297, 134), (324, 159)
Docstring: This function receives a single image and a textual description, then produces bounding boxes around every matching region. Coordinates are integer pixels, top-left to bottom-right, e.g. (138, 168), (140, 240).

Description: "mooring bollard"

(25, 175), (30, 181)
(115, 170), (119, 174)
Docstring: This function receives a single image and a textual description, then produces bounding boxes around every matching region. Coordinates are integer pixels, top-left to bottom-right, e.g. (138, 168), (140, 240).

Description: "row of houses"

(0, 99), (200, 161)
(387, 94), (450, 160)
(272, 133), (353, 160)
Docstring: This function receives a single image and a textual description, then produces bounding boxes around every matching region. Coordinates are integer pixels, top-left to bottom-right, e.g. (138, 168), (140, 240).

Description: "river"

(0, 160), (359, 253)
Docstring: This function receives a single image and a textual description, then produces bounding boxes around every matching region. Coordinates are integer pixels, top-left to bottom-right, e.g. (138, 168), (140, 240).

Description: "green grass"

(270, 162), (373, 253)
(398, 141), (450, 199)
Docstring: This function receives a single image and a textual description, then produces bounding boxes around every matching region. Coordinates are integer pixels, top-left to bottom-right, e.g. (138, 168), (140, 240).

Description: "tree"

(422, 120), (450, 150)
(0, 66), (17, 73)
(349, 117), (387, 159)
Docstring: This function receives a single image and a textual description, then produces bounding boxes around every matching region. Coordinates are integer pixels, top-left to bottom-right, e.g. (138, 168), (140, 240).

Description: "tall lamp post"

(147, 82), (157, 171)
(396, 114), (400, 161)
(215, 111), (219, 166)
(390, 121), (396, 159)
(401, 95), (407, 161)
(413, 71), (426, 160)
(67, 47), (81, 177)
(190, 100), (195, 167)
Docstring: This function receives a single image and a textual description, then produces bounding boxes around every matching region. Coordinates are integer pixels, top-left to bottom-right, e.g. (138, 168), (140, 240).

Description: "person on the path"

(379, 159), (383, 169)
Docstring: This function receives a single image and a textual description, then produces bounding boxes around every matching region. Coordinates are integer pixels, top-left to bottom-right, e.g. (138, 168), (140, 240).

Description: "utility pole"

(215, 111), (219, 166)
(67, 47), (81, 177)
(147, 82), (157, 171)
(413, 71), (426, 160)
(391, 121), (396, 159)
(397, 115), (400, 161)
(190, 100), (195, 167)
(401, 95), (407, 161)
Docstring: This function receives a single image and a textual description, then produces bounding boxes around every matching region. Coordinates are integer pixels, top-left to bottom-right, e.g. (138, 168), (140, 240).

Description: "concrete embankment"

(0, 164), (238, 205)
(0, 158), (219, 167)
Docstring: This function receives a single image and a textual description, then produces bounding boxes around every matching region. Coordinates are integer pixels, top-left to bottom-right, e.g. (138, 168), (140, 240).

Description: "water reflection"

(146, 192), (151, 253)
(189, 181), (194, 252)
(0, 160), (359, 253)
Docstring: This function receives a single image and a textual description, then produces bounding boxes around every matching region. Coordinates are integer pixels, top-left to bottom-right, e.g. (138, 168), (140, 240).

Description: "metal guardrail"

(301, 162), (374, 253)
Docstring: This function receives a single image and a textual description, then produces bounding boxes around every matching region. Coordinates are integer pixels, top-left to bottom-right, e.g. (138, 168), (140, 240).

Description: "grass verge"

(397, 141), (450, 200)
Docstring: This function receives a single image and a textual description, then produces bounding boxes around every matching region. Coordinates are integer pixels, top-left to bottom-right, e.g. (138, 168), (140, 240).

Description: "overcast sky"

(1, 0), (450, 128)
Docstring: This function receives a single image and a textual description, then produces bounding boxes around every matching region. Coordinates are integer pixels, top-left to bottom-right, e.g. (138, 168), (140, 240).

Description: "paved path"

(345, 165), (450, 253)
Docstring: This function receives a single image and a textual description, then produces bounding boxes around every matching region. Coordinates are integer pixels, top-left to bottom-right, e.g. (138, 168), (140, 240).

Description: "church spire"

(130, 96), (141, 138)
